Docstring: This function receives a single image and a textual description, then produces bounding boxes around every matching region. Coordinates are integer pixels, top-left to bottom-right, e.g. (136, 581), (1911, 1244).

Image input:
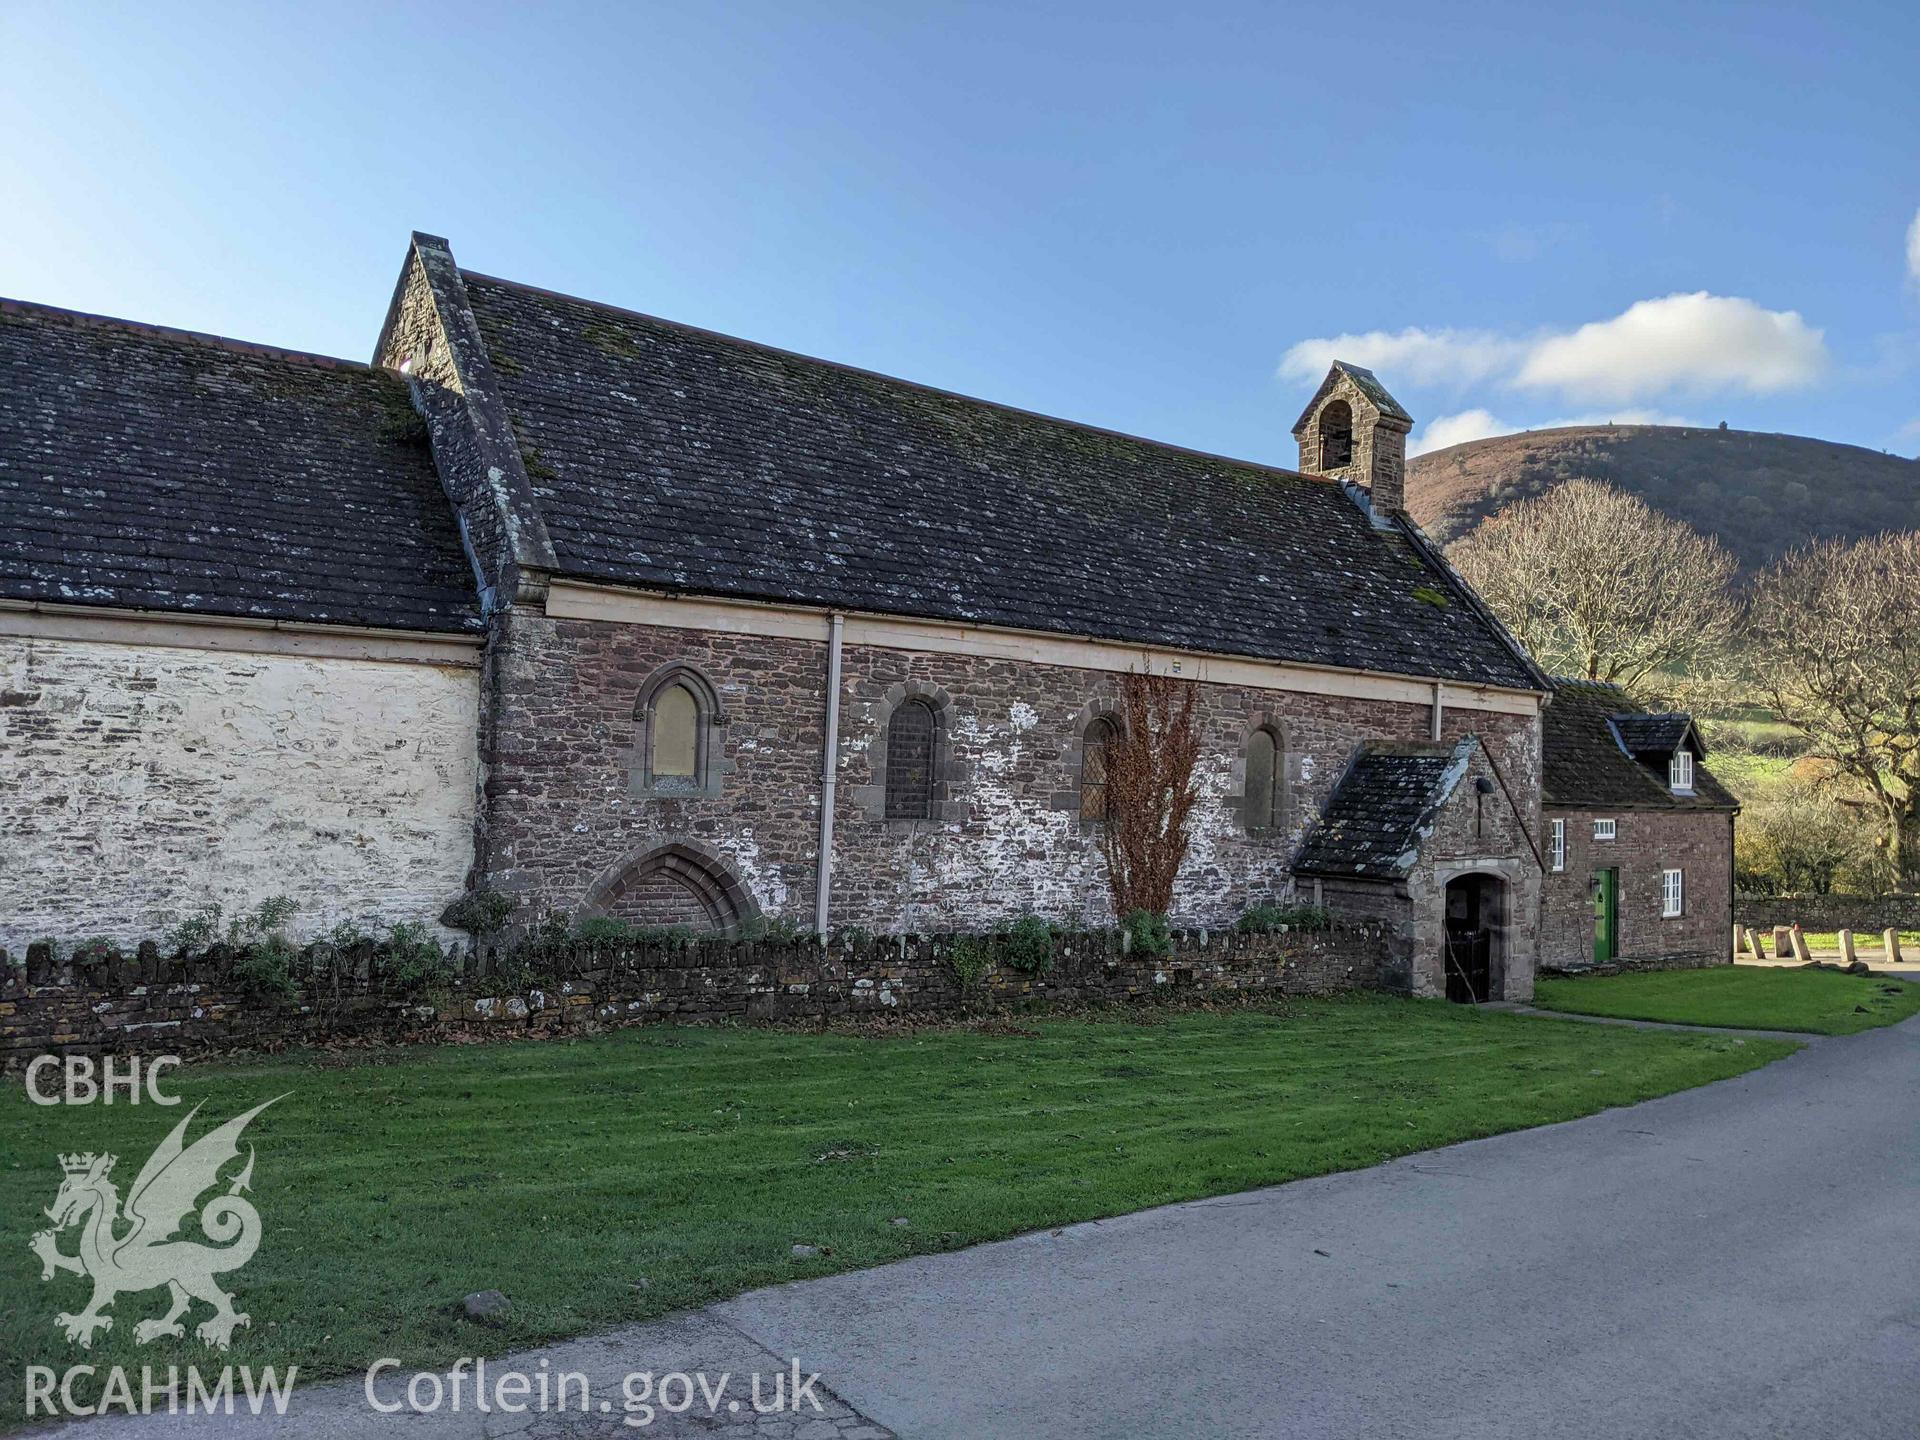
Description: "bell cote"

(1291, 362), (1413, 526)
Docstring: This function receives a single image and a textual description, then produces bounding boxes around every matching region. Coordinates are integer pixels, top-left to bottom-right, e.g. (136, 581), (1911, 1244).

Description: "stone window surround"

(1228, 712), (1301, 840)
(851, 679), (966, 826)
(1237, 716), (1294, 836)
(1054, 695), (1125, 825)
(884, 696), (939, 819)
(629, 660), (733, 799)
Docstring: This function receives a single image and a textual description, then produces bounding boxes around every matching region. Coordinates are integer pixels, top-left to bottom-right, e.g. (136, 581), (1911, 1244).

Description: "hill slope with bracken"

(1406, 425), (1920, 571)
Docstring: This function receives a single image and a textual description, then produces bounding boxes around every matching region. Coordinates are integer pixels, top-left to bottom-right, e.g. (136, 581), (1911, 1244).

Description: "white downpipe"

(1430, 681), (1445, 741)
(814, 612), (846, 937)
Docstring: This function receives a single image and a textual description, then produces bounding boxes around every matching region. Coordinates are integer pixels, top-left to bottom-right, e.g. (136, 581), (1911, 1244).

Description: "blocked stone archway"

(580, 842), (760, 937)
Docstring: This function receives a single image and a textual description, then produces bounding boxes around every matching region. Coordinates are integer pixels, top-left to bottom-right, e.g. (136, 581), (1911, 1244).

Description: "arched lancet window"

(1081, 716), (1117, 821)
(1319, 399), (1353, 470)
(633, 662), (726, 797)
(651, 682), (700, 790)
(1244, 727), (1281, 834)
(885, 699), (936, 820)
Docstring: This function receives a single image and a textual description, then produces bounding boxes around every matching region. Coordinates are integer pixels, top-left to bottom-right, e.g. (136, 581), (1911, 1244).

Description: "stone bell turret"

(1291, 362), (1413, 526)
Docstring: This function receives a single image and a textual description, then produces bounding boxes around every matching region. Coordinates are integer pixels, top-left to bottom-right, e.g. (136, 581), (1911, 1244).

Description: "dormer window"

(1670, 750), (1693, 794)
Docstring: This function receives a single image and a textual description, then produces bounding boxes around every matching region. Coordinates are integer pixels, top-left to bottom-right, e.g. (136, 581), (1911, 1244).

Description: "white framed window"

(1593, 818), (1617, 841)
(1662, 867), (1685, 918)
(1550, 818), (1566, 872)
(1670, 750), (1694, 794)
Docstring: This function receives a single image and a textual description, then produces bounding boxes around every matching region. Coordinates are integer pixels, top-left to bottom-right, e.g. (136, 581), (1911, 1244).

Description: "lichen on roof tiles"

(0, 300), (481, 635)
(1543, 680), (1736, 811)
(1294, 738), (1478, 879)
(457, 273), (1539, 689)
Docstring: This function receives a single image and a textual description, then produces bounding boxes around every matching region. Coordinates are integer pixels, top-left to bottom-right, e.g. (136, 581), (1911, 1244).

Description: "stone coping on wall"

(1734, 894), (1920, 934)
(1, 923), (1389, 1070)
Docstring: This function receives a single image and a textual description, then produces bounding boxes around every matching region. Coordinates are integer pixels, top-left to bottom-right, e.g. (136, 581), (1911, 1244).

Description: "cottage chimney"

(1291, 362), (1413, 526)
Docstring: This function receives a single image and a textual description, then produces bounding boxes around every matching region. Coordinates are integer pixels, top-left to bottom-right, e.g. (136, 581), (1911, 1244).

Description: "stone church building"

(1, 233), (1560, 999)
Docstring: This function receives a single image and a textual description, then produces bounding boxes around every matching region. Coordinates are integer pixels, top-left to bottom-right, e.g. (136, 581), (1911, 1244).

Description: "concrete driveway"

(26, 1014), (1918, 1439)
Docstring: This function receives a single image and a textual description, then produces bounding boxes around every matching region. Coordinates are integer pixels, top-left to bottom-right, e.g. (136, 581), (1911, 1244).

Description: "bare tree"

(1100, 670), (1201, 917)
(1748, 532), (1920, 890)
(1448, 479), (1740, 702)
(1733, 778), (1878, 895)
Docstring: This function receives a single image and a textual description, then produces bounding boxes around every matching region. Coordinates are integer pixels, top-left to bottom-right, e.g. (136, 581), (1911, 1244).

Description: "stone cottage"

(1540, 680), (1738, 971)
(1, 234), (1556, 999)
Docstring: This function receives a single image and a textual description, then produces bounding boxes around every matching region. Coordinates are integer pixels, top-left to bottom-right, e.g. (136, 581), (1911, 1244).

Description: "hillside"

(1407, 425), (1920, 572)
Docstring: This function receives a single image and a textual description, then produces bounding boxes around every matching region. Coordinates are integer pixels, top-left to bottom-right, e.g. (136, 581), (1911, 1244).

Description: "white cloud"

(1514, 293), (1827, 403)
(1907, 208), (1920, 285)
(1409, 408), (1696, 458)
(1282, 292), (1828, 409)
(1408, 409), (1511, 457)
(1278, 328), (1524, 389)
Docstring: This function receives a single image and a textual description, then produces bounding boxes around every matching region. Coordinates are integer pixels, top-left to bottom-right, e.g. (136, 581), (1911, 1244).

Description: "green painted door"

(1592, 868), (1619, 963)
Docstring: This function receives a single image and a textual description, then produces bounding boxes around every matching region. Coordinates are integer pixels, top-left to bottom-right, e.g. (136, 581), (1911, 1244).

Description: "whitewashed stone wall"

(0, 637), (479, 953)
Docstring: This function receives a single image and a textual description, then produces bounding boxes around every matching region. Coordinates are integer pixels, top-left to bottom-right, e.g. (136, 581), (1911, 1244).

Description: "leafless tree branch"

(1448, 479), (1740, 705)
(1748, 532), (1920, 889)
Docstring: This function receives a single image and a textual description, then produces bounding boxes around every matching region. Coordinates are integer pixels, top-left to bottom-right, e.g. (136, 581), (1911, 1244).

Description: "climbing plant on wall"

(1099, 668), (1201, 919)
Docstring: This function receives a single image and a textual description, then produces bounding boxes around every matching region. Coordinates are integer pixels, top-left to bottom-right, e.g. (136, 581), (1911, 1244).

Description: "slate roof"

(1612, 711), (1695, 756)
(1290, 361), (1413, 432)
(459, 274), (1541, 690)
(0, 300), (481, 635)
(1543, 681), (1737, 811)
(1293, 738), (1477, 879)
(1334, 363), (1413, 424)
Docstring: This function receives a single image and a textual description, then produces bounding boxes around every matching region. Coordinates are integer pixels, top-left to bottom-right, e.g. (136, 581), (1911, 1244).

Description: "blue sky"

(3, 1), (1916, 462)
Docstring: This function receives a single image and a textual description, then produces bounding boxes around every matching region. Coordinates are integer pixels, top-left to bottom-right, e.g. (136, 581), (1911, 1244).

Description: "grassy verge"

(1706, 749), (1795, 792)
(0, 997), (1792, 1419)
(1535, 966), (1920, 1035)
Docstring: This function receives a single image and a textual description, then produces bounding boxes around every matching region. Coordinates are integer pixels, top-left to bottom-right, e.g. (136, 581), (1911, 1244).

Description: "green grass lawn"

(1534, 967), (1920, 1035)
(1711, 717), (1804, 752)
(0, 997), (1792, 1420)
(1705, 749), (1796, 793)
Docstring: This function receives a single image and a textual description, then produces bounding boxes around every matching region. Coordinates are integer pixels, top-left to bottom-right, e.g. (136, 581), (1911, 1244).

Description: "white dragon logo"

(29, 1098), (282, 1351)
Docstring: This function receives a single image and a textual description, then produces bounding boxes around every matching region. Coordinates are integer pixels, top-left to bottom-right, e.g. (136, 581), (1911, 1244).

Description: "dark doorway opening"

(1443, 873), (1500, 1003)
